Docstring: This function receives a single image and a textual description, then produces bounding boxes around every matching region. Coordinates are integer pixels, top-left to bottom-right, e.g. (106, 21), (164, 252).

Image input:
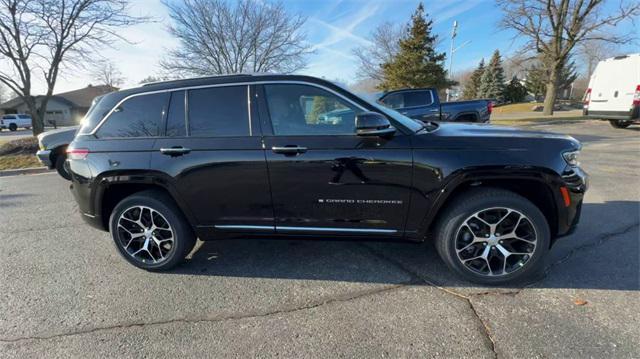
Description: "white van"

(0, 114), (32, 131)
(583, 53), (640, 128)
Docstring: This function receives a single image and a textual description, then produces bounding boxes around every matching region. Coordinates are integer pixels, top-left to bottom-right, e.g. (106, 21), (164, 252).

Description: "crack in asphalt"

(357, 244), (499, 358)
(0, 283), (411, 344)
(522, 221), (640, 290)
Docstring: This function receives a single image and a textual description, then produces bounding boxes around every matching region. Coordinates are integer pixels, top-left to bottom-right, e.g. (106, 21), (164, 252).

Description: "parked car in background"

(66, 74), (587, 285)
(583, 53), (640, 128)
(0, 114), (32, 131)
(36, 126), (78, 180)
(375, 88), (492, 123)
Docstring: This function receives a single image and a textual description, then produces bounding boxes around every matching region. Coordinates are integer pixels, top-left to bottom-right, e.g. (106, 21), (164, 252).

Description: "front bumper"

(555, 166), (588, 238)
(36, 150), (53, 168)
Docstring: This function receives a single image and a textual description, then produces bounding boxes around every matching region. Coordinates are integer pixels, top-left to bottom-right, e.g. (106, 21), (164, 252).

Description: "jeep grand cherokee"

(67, 74), (587, 284)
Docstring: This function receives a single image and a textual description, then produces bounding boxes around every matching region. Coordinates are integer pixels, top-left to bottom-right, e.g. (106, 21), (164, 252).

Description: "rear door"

(150, 85), (273, 233)
(258, 83), (414, 237)
(590, 56), (639, 112)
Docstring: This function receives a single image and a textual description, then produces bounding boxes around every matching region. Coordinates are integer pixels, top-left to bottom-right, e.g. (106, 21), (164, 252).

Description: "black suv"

(67, 74), (587, 284)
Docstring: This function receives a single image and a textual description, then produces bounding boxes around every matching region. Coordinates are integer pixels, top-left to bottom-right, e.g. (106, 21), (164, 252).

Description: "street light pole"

(447, 21), (458, 102)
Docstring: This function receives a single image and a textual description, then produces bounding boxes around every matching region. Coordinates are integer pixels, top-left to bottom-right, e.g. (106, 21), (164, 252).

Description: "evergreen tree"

(478, 50), (506, 100)
(378, 3), (450, 91)
(504, 76), (528, 103)
(462, 58), (485, 99)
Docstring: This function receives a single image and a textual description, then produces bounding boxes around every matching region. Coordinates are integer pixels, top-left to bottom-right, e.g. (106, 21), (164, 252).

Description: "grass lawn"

(492, 102), (542, 114)
(0, 137), (41, 170)
(491, 116), (587, 126)
(0, 154), (42, 170)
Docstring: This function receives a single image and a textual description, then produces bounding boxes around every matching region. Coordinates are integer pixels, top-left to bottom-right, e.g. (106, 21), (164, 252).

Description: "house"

(0, 85), (117, 126)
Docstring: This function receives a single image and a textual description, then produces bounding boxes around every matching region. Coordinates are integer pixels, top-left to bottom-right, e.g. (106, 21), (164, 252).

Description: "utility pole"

(447, 21), (458, 102)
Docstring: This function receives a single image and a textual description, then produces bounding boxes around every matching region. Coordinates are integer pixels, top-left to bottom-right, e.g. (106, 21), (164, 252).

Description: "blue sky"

(45, 0), (639, 93)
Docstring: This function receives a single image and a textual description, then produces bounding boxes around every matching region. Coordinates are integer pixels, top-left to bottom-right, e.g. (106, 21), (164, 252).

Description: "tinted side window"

(188, 86), (249, 137)
(403, 91), (432, 107)
(96, 93), (168, 138)
(264, 84), (360, 136)
(166, 91), (186, 137)
(380, 93), (404, 109)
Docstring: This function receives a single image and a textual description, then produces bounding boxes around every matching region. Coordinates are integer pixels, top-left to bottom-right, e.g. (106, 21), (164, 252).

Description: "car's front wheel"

(9, 123), (17, 131)
(435, 188), (550, 285)
(609, 120), (632, 128)
(109, 190), (196, 271)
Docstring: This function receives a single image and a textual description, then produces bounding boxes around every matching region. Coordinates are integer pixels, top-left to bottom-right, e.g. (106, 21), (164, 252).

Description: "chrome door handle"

(271, 146), (307, 155)
(160, 147), (191, 156)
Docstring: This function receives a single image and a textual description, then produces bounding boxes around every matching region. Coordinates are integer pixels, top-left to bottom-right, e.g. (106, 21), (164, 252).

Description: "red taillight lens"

(583, 88), (592, 108)
(67, 148), (89, 160)
(487, 101), (493, 114)
(633, 85), (640, 106)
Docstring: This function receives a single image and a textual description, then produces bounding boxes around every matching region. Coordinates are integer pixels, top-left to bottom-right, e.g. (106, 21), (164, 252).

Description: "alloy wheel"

(455, 207), (537, 277)
(117, 206), (175, 264)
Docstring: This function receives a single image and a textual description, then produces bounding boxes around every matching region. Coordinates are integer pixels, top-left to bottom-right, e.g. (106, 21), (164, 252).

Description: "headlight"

(563, 150), (580, 166)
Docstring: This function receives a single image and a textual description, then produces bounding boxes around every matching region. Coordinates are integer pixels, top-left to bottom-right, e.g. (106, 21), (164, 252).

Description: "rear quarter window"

(96, 93), (168, 138)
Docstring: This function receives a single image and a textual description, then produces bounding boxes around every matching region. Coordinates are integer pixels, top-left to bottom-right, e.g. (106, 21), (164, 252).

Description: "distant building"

(0, 85), (116, 126)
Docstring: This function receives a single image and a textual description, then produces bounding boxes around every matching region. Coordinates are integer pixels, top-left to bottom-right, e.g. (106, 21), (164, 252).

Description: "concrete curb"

(0, 166), (52, 177)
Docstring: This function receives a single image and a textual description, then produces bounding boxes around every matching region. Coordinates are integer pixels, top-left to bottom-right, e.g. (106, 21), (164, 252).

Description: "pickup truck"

(0, 114), (32, 131)
(375, 88), (492, 123)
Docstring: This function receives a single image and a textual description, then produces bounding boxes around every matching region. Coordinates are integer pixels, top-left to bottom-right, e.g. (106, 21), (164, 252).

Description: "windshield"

(360, 97), (424, 133)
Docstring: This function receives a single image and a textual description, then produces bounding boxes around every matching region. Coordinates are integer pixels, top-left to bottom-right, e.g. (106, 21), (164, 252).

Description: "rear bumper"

(36, 150), (53, 168)
(584, 107), (640, 121)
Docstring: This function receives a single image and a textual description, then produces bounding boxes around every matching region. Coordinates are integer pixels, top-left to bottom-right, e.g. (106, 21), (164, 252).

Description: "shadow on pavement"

(170, 200), (639, 292)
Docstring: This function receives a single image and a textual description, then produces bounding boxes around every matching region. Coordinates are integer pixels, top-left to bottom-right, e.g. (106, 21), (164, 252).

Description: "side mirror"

(355, 112), (396, 137)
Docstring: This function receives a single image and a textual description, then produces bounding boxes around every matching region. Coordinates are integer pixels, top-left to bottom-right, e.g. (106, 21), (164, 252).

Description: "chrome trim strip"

(89, 81), (366, 135)
(276, 226), (397, 234)
(214, 225), (275, 231)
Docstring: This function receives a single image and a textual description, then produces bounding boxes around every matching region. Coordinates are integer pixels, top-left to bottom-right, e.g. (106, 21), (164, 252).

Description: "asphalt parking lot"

(0, 120), (638, 358)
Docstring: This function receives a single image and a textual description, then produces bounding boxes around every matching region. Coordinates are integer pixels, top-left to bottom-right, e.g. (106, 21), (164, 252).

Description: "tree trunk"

(542, 66), (560, 116)
(23, 97), (44, 136)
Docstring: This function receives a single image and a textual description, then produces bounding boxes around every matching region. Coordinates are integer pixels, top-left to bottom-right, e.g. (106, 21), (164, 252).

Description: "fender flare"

(91, 170), (198, 229)
(415, 166), (564, 239)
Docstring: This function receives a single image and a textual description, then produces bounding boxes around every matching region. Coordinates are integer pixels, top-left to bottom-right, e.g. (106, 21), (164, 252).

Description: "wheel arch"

(422, 170), (561, 245)
(92, 172), (197, 232)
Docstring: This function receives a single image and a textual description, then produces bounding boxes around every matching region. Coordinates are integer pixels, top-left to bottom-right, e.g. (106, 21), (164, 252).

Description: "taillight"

(67, 148), (89, 160)
(583, 88), (592, 108)
(487, 101), (493, 114)
(633, 85), (640, 106)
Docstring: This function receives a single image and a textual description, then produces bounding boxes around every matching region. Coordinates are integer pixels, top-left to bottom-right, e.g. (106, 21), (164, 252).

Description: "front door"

(258, 83), (414, 237)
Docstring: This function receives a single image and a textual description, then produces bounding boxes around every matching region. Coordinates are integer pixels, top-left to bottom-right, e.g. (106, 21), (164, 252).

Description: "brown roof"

(54, 85), (118, 108)
(0, 84), (118, 110)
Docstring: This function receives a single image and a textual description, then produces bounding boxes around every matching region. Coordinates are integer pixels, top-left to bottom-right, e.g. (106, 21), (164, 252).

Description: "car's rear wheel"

(54, 154), (71, 180)
(609, 120), (632, 128)
(9, 123), (17, 131)
(435, 188), (550, 285)
(109, 190), (196, 271)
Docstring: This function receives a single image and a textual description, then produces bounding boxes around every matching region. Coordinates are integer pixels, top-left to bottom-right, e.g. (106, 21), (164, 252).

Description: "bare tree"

(498, 0), (640, 115)
(0, 0), (147, 135)
(161, 0), (311, 76)
(577, 40), (619, 77)
(91, 59), (124, 87)
(352, 22), (404, 82)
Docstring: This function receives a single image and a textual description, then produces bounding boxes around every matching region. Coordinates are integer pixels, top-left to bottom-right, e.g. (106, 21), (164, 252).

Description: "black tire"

(9, 123), (17, 131)
(609, 120), (632, 129)
(109, 190), (196, 271)
(434, 188), (550, 285)
(54, 154), (72, 180)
